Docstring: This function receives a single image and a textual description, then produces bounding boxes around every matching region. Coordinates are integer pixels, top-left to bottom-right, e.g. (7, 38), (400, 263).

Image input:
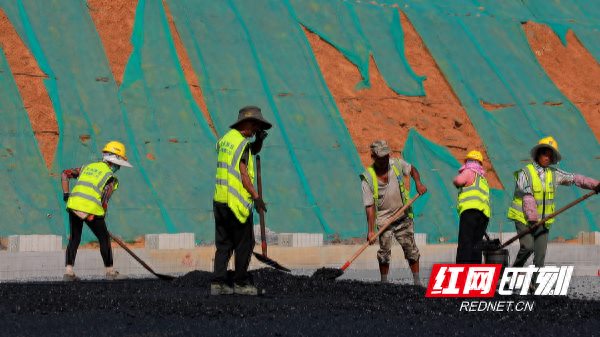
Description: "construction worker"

(453, 150), (490, 264)
(61, 141), (133, 281)
(211, 106), (271, 296)
(508, 136), (600, 272)
(361, 140), (427, 285)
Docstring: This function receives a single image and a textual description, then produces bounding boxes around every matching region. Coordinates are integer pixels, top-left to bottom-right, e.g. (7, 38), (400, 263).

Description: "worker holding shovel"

(211, 106), (271, 296)
(61, 141), (133, 281)
(507, 136), (600, 275)
(361, 140), (427, 285)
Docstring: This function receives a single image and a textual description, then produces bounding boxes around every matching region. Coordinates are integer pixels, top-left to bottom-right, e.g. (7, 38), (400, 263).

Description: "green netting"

(1, 0), (171, 241)
(404, 129), (511, 243)
(0, 46), (62, 236)
(2, 0), (598, 243)
(400, 0), (600, 239)
(289, 0), (425, 96)
(167, 0), (366, 238)
(521, 0), (600, 62)
(118, 0), (217, 241)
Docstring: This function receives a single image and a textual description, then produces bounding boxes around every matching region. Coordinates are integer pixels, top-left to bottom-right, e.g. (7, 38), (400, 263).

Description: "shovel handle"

(257, 155), (267, 257)
(340, 194), (421, 271)
(499, 190), (596, 249)
(109, 232), (157, 275)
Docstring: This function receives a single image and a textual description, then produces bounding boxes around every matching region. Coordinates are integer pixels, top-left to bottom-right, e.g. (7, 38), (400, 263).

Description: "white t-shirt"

(361, 158), (412, 226)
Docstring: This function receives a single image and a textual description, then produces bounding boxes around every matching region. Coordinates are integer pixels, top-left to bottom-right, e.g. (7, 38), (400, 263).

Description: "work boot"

(63, 272), (80, 282)
(233, 283), (264, 296)
(528, 282), (537, 295)
(210, 283), (234, 296)
(106, 270), (127, 280)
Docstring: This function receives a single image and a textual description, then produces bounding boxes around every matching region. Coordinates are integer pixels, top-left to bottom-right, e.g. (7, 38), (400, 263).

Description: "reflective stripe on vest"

(213, 129), (255, 223)
(66, 162), (114, 216)
(457, 174), (491, 218)
(360, 159), (413, 219)
(507, 163), (555, 228)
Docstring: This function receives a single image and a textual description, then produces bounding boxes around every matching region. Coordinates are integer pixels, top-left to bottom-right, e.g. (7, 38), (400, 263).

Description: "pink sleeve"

(574, 175), (599, 190)
(523, 194), (539, 222)
(453, 170), (475, 187)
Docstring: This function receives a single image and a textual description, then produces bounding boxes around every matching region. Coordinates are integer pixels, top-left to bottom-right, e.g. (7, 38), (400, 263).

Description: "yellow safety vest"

(507, 163), (555, 228)
(457, 174), (491, 218)
(213, 129), (255, 223)
(67, 162), (117, 216)
(360, 159), (413, 219)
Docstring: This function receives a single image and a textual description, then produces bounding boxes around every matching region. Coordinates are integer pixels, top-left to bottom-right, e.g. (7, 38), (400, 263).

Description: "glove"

(595, 183), (600, 194)
(63, 192), (70, 202)
(254, 197), (267, 213)
(256, 130), (268, 141)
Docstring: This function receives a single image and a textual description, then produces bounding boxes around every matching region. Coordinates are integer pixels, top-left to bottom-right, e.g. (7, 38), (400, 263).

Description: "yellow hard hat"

(530, 136), (561, 164)
(102, 141), (133, 167)
(465, 150), (483, 163)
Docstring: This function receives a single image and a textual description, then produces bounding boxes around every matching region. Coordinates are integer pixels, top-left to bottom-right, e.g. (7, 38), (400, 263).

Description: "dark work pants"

(456, 209), (489, 264)
(65, 211), (113, 267)
(213, 201), (255, 285)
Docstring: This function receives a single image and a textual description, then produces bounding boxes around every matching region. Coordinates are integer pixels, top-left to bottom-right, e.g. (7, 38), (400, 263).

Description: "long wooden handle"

(499, 190), (596, 249)
(340, 194), (421, 271)
(109, 232), (157, 275)
(256, 155), (267, 257)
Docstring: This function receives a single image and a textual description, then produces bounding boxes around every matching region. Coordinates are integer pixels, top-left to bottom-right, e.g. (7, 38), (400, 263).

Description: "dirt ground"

(0, 269), (599, 336)
(0, 3), (598, 181)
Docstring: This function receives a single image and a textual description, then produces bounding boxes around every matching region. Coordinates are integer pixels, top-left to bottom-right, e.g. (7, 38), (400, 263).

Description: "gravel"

(1, 269), (599, 336)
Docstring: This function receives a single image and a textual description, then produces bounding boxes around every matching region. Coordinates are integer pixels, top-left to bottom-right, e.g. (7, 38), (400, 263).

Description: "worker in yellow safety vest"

(361, 140), (427, 285)
(61, 141), (133, 281)
(507, 136), (600, 272)
(453, 150), (490, 264)
(211, 106), (271, 296)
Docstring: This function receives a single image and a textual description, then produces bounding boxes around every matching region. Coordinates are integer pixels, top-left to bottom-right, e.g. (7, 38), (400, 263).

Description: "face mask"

(111, 165), (120, 173)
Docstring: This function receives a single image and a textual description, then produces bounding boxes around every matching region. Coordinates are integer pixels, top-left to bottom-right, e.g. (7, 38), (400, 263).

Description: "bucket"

(483, 248), (509, 267)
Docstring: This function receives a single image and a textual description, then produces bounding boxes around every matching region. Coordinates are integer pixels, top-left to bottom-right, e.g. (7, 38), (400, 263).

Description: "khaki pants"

(512, 221), (549, 268)
(377, 217), (420, 264)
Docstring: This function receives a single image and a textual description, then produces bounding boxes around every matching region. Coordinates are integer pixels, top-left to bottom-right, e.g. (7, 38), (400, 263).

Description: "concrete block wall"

(577, 232), (600, 245)
(8, 235), (62, 252)
(278, 233), (323, 247)
(145, 233), (195, 250)
(253, 225), (278, 244)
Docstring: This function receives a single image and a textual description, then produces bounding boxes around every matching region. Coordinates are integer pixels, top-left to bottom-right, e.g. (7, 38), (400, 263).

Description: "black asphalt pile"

(311, 267), (344, 280)
(1, 269), (599, 337)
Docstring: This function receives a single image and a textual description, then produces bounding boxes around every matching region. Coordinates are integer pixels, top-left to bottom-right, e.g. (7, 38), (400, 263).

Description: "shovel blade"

(155, 273), (177, 281)
(253, 252), (291, 272)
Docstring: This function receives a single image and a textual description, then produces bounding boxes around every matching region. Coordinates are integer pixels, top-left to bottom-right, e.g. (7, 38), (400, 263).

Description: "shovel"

(251, 155), (291, 273)
(313, 194), (421, 280)
(498, 190), (597, 250)
(109, 232), (176, 281)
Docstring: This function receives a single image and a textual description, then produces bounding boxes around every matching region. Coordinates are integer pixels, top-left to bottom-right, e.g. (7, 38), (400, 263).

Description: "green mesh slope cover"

(401, 1), (599, 238)
(521, 0), (600, 63)
(0, 47), (63, 236)
(1, 0), (169, 241)
(403, 129), (510, 243)
(118, 0), (217, 241)
(167, 0), (365, 238)
(288, 0), (371, 88)
(290, 0), (425, 96)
